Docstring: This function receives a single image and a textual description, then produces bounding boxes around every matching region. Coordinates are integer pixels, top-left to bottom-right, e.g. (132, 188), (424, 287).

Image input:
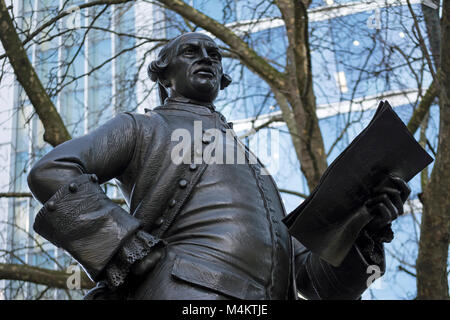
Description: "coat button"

(68, 183), (78, 193)
(90, 174), (98, 183)
(169, 199), (177, 207)
(155, 217), (164, 227)
(189, 163), (197, 171)
(47, 201), (56, 211)
(179, 179), (188, 188)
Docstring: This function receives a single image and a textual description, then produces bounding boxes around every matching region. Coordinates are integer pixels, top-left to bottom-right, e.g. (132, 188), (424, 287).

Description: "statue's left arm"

(294, 176), (411, 299)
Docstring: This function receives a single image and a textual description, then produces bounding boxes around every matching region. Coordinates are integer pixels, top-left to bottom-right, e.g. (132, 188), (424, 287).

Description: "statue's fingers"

(372, 203), (394, 227)
(377, 187), (404, 215)
(366, 194), (399, 221)
(389, 175), (411, 202)
(366, 203), (392, 231)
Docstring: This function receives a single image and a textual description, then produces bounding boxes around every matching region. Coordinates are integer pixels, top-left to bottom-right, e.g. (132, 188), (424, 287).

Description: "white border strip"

(231, 88), (419, 133)
(226, 0), (423, 35)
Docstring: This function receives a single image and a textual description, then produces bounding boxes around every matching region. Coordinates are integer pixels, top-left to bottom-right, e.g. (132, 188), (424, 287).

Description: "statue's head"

(148, 32), (232, 104)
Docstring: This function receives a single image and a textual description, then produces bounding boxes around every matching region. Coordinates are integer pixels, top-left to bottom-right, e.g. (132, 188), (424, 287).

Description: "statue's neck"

(165, 93), (215, 110)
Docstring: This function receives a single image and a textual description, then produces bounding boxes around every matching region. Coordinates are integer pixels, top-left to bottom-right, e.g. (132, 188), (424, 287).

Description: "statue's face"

(165, 33), (223, 103)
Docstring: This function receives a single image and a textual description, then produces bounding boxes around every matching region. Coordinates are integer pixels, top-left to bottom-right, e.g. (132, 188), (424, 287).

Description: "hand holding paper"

(282, 101), (433, 267)
(363, 174), (411, 242)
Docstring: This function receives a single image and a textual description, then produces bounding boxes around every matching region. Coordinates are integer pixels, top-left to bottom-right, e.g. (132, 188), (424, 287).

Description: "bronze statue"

(27, 33), (411, 300)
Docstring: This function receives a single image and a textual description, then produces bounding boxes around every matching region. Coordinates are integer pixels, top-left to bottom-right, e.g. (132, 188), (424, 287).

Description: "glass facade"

(2, 0), (139, 299)
(0, 0), (442, 299)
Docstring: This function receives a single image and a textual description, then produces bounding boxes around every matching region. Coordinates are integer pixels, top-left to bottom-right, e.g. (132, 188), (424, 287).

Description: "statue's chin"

(193, 79), (217, 91)
(191, 83), (218, 100)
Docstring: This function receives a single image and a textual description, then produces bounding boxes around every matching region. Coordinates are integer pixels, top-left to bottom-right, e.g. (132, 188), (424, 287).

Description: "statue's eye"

(183, 48), (196, 56)
(209, 51), (221, 60)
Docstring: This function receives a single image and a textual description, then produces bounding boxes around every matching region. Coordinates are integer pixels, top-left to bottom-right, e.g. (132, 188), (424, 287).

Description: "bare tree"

(415, 0), (449, 300)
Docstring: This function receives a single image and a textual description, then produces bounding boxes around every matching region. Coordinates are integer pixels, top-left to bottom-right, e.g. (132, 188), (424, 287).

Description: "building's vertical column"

(83, 0), (89, 135)
(86, 2), (113, 131)
(134, 1), (163, 113)
(3, 0), (39, 299)
(113, 2), (138, 115)
(0, 0), (20, 301)
(111, 2), (118, 116)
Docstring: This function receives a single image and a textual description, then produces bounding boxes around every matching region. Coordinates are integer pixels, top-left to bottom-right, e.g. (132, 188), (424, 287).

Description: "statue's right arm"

(27, 113), (163, 288)
(28, 113), (136, 203)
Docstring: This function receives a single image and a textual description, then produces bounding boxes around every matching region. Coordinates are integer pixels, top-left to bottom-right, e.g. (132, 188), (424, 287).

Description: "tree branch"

(279, 188), (308, 199)
(155, 0), (287, 92)
(407, 77), (439, 135)
(22, 0), (134, 45)
(398, 265), (417, 278)
(0, 0), (71, 146)
(0, 263), (94, 290)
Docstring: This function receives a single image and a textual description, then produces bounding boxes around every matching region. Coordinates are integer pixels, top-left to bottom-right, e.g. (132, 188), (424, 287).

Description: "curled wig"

(148, 35), (183, 104)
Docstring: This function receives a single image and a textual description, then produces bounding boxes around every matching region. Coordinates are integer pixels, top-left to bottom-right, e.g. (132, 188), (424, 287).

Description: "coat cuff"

(355, 229), (386, 266)
(33, 174), (141, 281)
(306, 243), (386, 299)
(104, 230), (165, 288)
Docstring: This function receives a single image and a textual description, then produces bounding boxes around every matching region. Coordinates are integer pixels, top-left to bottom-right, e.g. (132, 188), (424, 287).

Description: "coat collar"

(148, 97), (216, 116)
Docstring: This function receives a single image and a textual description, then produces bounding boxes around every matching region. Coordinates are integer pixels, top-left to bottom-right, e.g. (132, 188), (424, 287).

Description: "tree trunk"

(275, 0), (327, 190)
(0, 0), (70, 147)
(421, 2), (441, 69)
(416, 0), (450, 300)
(407, 78), (439, 135)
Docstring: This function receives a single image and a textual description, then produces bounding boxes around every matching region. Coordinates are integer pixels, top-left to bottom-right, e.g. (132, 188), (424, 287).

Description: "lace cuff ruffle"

(105, 230), (164, 288)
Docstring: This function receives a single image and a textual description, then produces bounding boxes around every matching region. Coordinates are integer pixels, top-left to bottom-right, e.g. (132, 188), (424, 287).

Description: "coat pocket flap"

(171, 255), (265, 300)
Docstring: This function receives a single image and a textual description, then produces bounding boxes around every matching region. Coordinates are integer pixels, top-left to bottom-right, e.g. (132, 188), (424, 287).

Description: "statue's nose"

(200, 47), (208, 58)
(199, 47), (212, 62)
